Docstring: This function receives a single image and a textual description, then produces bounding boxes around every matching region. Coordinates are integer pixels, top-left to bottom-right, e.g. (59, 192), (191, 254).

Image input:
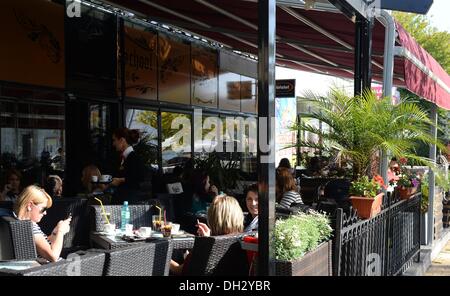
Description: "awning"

(100, 0), (450, 110)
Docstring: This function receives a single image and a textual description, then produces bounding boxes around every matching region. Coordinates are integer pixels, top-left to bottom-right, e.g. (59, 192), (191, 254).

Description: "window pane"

(1, 100), (65, 187)
(161, 111), (191, 173)
(125, 109), (159, 171)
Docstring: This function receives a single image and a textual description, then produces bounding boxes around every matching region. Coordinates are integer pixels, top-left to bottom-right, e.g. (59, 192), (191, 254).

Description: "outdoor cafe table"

(90, 232), (195, 250)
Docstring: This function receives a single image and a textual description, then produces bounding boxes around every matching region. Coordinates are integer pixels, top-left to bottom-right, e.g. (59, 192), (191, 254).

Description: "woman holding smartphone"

(14, 185), (71, 262)
(1, 169), (22, 202)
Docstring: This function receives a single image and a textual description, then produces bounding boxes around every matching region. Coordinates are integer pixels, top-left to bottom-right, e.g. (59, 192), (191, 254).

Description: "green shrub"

(273, 211), (333, 261)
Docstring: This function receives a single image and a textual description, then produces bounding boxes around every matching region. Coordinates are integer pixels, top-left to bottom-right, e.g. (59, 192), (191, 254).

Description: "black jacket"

(113, 151), (146, 204)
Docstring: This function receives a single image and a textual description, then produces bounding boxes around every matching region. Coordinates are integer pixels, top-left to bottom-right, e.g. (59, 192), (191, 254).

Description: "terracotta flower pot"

(350, 192), (384, 219)
(398, 186), (418, 200)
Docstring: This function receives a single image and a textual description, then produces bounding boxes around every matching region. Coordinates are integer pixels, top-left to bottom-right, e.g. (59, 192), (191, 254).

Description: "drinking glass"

(152, 215), (163, 232)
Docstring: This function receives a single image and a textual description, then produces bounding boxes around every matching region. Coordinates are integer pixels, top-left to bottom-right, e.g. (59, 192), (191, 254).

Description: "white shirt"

(122, 146), (134, 159)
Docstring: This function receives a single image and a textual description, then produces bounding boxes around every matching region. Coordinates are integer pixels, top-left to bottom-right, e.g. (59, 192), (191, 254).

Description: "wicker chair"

(38, 197), (91, 255)
(89, 243), (157, 276)
(0, 252), (105, 276)
(184, 234), (249, 276)
(0, 216), (37, 260)
(90, 204), (152, 232)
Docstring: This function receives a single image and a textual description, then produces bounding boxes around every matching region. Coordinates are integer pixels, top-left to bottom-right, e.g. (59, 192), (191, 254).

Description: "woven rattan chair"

(184, 234), (249, 276)
(89, 243), (157, 276)
(38, 197), (90, 255)
(0, 252), (105, 276)
(0, 216), (37, 260)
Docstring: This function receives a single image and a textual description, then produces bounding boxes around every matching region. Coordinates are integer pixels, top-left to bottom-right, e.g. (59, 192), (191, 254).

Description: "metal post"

(334, 208), (343, 276)
(377, 10), (396, 186)
(362, 18), (373, 91)
(354, 15), (362, 96)
(119, 17), (125, 127)
(257, 0), (276, 276)
(428, 103), (437, 246)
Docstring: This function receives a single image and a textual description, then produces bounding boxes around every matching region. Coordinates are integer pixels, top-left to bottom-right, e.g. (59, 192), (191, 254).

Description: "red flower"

(373, 174), (387, 189)
(399, 157), (407, 165)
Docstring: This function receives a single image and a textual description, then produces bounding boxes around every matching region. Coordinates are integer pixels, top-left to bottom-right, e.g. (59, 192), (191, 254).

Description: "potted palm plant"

(273, 211), (333, 276)
(292, 88), (447, 181)
(349, 175), (384, 219)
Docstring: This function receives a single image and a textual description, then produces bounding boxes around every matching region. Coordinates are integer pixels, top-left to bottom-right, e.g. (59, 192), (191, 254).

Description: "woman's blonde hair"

(207, 195), (244, 236)
(81, 165), (101, 193)
(14, 185), (53, 219)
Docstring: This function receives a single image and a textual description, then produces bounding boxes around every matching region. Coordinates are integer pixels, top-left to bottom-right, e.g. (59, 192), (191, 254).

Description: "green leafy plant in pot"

(349, 175), (385, 219)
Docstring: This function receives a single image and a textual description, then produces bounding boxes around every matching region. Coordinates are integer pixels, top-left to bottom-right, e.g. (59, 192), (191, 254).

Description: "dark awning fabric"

(395, 22), (450, 110)
(105, 0), (450, 110)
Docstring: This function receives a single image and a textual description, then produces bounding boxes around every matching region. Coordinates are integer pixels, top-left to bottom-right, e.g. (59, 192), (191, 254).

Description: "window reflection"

(161, 111), (191, 173)
(125, 109), (159, 171)
(0, 100), (65, 186)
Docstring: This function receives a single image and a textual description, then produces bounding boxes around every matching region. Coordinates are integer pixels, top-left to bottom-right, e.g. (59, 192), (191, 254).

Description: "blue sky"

(426, 0), (450, 32)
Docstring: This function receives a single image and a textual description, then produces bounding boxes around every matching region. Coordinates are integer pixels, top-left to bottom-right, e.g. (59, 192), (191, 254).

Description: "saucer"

(135, 232), (152, 238)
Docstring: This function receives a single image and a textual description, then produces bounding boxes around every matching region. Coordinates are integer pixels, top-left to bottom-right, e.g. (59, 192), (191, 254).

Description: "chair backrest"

(185, 234), (249, 276)
(0, 252), (105, 276)
(323, 179), (351, 201)
(0, 216), (37, 260)
(96, 244), (156, 276)
(90, 204), (152, 232)
(38, 197), (90, 251)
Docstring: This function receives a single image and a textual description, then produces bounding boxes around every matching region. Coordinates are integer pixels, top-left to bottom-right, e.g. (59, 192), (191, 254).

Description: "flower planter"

(398, 186), (418, 200)
(350, 192), (384, 219)
(275, 240), (332, 276)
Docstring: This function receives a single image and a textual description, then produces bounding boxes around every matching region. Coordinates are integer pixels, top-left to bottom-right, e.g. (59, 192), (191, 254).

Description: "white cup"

(91, 175), (98, 182)
(100, 175), (112, 182)
(104, 223), (115, 234)
(125, 224), (134, 236)
(138, 227), (152, 237)
(171, 223), (180, 234)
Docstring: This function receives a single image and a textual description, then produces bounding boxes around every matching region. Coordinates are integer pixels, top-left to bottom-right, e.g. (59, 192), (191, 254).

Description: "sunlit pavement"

(425, 241), (450, 276)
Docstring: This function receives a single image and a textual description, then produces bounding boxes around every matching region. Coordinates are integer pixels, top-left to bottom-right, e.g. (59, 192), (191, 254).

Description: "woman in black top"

(110, 128), (146, 204)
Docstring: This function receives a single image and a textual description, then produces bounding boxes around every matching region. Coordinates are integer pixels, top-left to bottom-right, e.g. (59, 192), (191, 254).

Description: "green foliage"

(349, 175), (380, 198)
(273, 211), (332, 261)
(193, 151), (243, 190)
(292, 88), (446, 180)
(133, 133), (158, 168)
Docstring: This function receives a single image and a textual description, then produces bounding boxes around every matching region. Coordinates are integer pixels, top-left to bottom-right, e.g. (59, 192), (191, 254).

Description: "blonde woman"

(170, 195), (244, 275)
(14, 185), (71, 262)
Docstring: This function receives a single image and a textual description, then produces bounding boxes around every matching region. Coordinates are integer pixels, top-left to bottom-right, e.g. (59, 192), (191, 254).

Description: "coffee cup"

(138, 227), (152, 237)
(171, 223), (180, 234)
(100, 175), (112, 182)
(104, 223), (115, 234)
(91, 175), (99, 182)
(125, 224), (134, 236)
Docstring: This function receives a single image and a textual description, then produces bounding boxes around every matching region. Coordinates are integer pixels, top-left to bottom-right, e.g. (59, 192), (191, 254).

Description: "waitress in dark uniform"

(110, 128), (145, 204)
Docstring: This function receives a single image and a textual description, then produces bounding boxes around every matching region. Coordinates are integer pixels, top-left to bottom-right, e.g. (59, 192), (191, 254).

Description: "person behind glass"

(13, 185), (71, 262)
(191, 170), (219, 214)
(1, 168), (22, 202)
(44, 175), (63, 199)
(276, 167), (303, 208)
(243, 183), (258, 232)
(110, 128), (146, 204)
(170, 194), (244, 275)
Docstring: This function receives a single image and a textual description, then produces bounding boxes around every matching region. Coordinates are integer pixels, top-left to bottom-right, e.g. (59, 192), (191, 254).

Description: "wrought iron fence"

(333, 192), (421, 276)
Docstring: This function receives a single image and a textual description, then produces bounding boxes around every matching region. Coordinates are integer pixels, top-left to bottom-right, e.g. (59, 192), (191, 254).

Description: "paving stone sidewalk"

(425, 240), (450, 276)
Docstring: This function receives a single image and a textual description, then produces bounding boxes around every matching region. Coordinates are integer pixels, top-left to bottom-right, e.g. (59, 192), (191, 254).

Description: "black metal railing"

(333, 192), (421, 276)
